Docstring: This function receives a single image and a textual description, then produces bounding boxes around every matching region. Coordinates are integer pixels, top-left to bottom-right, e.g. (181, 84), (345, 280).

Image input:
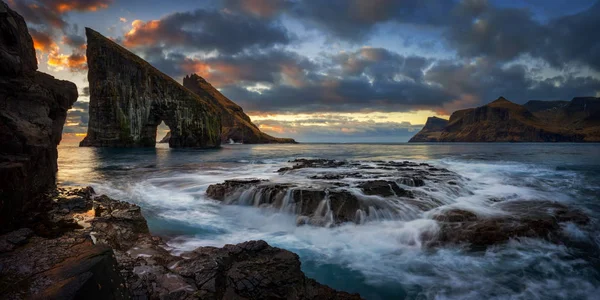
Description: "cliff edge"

(409, 97), (600, 142)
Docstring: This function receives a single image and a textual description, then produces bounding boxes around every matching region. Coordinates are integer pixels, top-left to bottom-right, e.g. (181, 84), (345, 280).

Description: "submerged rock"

(428, 200), (590, 249)
(79, 28), (221, 148)
(0, 1), (78, 232)
(207, 159), (465, 226)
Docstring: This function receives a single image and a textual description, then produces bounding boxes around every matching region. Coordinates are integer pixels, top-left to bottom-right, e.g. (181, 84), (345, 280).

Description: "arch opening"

(156, 121), (171, 146)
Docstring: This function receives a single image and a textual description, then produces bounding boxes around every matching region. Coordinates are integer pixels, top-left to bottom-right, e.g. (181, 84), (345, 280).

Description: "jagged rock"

(428, 201), (590, 249)
(79, 28), (221, 148)
(0, 1), (78, 232)
(183, 74), (297, 144)
(1, 187), (361, 299)
(409, 96), (600, 142)
(207, 159), (463, 226)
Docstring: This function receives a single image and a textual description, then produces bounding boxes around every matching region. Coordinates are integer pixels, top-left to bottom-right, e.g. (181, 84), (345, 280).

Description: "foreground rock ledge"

(0, 187), (362, 300)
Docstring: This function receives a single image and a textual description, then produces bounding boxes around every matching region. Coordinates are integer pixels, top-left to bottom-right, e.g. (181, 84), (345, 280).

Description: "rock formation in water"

(0, 187), (361, 299)
(206, 158), (592, 250)
(178, 73), (296, 144)
(0, 1), (78, 231)
(206, 159), (462, 226)
(79, 28), (221, 148)
(409, 96), (600, 142)
(0, 5), (360, 299)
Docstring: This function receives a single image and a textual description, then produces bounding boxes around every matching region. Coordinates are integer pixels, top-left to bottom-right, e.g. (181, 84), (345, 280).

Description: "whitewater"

(57, 143), (600, 300)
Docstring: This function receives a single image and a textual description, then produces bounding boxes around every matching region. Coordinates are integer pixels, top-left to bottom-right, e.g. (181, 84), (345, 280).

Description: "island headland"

(409, 96), (600, 142)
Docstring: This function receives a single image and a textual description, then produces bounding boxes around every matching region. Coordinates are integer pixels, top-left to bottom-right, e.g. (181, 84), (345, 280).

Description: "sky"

(9, 0), (600, 143)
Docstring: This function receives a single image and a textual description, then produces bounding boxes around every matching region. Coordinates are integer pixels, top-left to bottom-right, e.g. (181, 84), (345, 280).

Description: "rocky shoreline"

(0, 187), (361, 299)
(0, 2), (357, 298)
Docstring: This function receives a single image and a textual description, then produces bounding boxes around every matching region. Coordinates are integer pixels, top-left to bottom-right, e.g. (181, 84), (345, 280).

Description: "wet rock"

(2, 187), (361, 299)
(175, 240), (360, 299)
(80, 28), (221, 148)
(0, 1), (78, 232)
(0, 235), (128, 300)
(208, 159), (465, 226)
(358, 180), (413, 198)
(0, 228), (33, 253)
(429, 201), (590, 249)
(432, 209), (478, 222)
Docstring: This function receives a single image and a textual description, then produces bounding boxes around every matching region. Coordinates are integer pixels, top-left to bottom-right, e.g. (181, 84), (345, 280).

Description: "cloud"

(288, 0), (453, 42)
(122, 8), (292, 55)
(10, 0), (109, 72)
(10, 0), (113, 30)
(222, 0), (288, 18)
(29, 28), (87, 72)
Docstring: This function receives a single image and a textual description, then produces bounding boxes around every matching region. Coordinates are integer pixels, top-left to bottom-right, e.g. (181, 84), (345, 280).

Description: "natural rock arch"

(80, 28), (221, 148)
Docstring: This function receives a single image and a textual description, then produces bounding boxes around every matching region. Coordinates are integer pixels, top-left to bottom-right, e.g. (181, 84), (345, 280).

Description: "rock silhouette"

(79, 28), (221, 148)
(410, 96), (600, 142)
(0, 1), (77, 231)
(183, 74), (296, 144)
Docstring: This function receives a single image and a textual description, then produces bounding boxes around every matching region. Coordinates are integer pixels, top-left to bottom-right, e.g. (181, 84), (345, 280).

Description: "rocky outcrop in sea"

(206, 158), (591, 249)
(182, 74), (296, 144)
(79, 28), (221, 148)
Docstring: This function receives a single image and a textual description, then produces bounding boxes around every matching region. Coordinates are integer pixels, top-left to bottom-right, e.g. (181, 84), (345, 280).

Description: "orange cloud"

(180, 58), (254, 88)
(52, 0), (112, 13)
(280, 63), (306, 87)
(32, 32), (87, 72)
(47, 50), (87, 72)
(258, 124), (286, 134)
(124, 19), (176, 47)
(239, 0), (284, 18)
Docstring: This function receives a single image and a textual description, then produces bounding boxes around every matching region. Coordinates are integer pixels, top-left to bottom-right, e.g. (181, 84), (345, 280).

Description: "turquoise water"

(57, 143), (600, 299)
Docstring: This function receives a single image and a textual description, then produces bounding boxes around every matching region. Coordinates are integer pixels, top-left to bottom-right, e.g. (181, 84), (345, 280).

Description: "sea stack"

(79, 28), (221, 148)
(181, 73), (296, 144)
(0, 1), (78, 230)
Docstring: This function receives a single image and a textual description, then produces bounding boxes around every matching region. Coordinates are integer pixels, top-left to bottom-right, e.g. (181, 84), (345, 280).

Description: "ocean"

(57, 142), (600, 300)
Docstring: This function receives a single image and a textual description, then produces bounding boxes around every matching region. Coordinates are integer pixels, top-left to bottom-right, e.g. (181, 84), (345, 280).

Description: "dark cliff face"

(182, 74), (297, 144)
(80, 28), (221, 148)
(0, 1), (78, 231)
(408, 117), (449, 142)
(409, 97), (600, 142)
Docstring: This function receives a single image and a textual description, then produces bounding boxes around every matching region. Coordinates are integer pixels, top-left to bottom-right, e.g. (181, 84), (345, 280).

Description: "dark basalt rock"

(409, 96), (600, 142)
(428, 201), (590, 249)
(182, 74), (297, 144)
(0, 1), (78, 232)
(358, 180), (413, 198)
(207, 159), (463, 226)
(1, 187), (361, 299)
(79, 28), (221, 148)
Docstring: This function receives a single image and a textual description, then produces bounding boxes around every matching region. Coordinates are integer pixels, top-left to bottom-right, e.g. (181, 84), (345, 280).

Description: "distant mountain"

(408, 117), (449, 142)
(409, 97), (600, 142)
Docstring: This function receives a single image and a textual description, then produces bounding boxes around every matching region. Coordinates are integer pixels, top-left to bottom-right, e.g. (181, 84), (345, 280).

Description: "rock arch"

(80, 28), (221, 148)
